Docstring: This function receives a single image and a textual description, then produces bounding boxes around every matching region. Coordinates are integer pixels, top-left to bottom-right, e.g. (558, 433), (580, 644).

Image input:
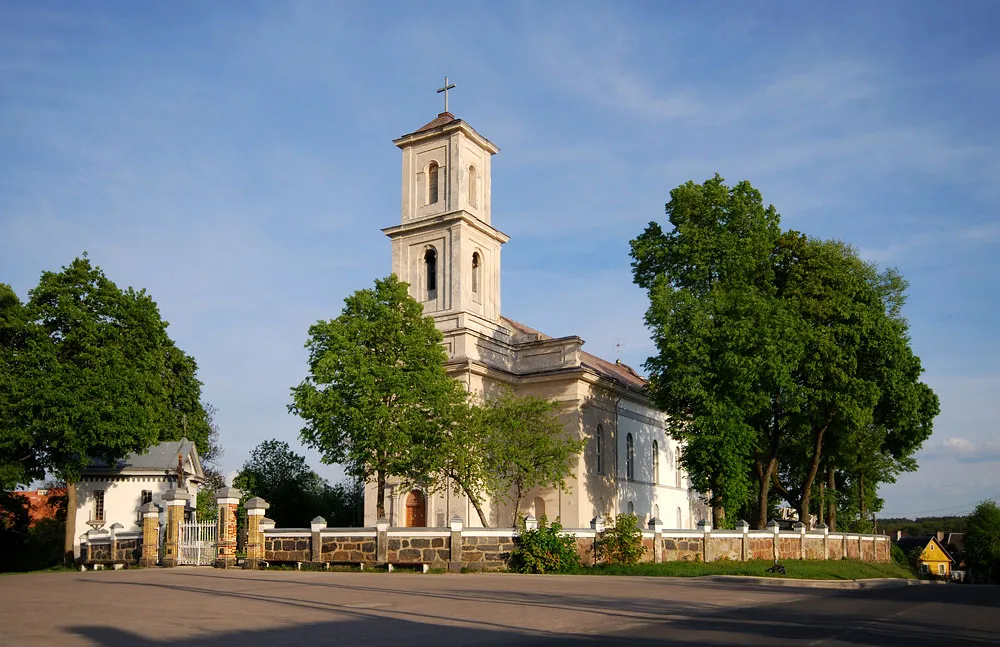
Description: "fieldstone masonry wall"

(83, 491), (890, 569)
(255, 523), (893, 571)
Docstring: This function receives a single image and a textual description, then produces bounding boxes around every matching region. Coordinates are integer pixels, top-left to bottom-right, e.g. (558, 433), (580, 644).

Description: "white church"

(364, 97), (706, 529)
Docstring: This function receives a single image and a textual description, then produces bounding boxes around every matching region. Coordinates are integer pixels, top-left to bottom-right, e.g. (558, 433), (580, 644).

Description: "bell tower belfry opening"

(383, 101), (509, 361)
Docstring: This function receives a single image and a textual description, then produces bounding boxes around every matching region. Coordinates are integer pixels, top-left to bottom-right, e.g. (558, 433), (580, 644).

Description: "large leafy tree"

(290, 275), (467, 519)
(0, 256), (212, 556)
(631, 177), (937, 528)
(630, 175), (785, 526)
(965, 500), (1000, 582)
(0, 256), (211, 486)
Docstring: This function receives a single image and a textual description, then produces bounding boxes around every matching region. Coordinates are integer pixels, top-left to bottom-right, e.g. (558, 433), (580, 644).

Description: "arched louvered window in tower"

(424, 248), (437, 299)
(428, 162), (439, 204)
(472, 252), (481, 294)
(468, 165), (478, 207)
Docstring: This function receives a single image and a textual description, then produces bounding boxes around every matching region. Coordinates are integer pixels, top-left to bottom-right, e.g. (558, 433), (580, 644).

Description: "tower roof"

(395, 113), (499, 154)
(415, 111), (459, 133)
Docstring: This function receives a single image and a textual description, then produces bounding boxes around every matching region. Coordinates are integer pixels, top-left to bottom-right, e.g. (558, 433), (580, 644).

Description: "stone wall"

(81, 532), (142, 565)
(256, 523), (892, 570)
(459, 535), (516, 571)
(389, 535), (451, 566)
(265, 535), (311, 562)
(322, 534), (376, 563)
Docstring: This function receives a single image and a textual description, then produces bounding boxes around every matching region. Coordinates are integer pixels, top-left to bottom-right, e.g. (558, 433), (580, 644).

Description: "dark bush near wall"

(508, 516), (580, 574)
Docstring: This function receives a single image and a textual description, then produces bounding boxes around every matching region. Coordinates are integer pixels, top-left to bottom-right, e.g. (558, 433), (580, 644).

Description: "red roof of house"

(4, 489), (65, 527)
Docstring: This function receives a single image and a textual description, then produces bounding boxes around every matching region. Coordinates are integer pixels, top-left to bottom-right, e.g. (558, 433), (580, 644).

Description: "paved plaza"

(0, 568), (997, 646)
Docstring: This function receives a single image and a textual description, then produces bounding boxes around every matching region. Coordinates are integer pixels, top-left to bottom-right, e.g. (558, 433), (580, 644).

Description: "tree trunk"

(797, 417), (833, 529)
(710, 474), (725, 528)
(818, 478), (825, 526)
(63, 482), (77, 564)
(826, 467), (837, 532)
(753, 397), (783, 529)
(376, 471), (386, 519)
(511, 480), (524, 527)
(754, 457), (778, 529)
(450, 472), (490, 528)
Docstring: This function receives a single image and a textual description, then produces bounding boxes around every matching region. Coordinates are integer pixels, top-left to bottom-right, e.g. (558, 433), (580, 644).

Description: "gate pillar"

(162, 488), (188, 567)
(215, 486), (242, 568)
(244, 497), (270, 569)
(139, 502), (161, 566)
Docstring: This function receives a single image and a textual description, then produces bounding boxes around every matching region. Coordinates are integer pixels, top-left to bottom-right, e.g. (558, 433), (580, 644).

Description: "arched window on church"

(468, 165), (478, 207)
(653, 440), (659, 484)
(424, 248), (437, 299)
(472, 252), (481, 295)
(677, 507), (683, 529)
(595, 424), (603, 474)
(428, 161), (439, 205)
(626, 433), (634, 481)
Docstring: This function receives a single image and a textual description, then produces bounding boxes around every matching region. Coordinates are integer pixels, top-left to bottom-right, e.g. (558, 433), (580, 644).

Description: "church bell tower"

(383, 97), (509, 361)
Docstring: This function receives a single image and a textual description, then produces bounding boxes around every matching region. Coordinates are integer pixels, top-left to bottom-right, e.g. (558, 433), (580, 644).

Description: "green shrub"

(508, 516), (580, 574)
(595, 513), (644, 566)
(890, 543), (909, 567)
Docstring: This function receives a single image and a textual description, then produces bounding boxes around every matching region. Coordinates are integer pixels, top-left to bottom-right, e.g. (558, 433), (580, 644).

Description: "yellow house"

(898, 536), (953, 578)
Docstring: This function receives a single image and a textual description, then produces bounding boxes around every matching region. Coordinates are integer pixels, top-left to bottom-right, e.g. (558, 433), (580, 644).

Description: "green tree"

(473, 389), (584, 527)
(290, 275), (467, 519)
(965, 500), (1000, 582)
(631, 177), (937, 529)
(0, 256), (212, 557)
(434, 390), (584, 528)
(768, 236), (937, 527)
(630, 175), (784, 526)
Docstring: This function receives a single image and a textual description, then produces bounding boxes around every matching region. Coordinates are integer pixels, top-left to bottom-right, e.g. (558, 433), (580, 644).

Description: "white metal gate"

(179, 521), (217, 565)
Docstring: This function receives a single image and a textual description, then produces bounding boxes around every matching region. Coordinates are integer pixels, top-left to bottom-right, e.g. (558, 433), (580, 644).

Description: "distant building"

(2, 488), (64, 527)
(896, 535), (954, 578)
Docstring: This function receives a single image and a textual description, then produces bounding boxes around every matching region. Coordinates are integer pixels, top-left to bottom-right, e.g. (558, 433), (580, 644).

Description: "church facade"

(363, 110), (705, 529)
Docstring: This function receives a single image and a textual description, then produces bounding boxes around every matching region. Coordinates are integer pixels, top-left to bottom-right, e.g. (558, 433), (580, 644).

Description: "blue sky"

(2, 1), (998, 519)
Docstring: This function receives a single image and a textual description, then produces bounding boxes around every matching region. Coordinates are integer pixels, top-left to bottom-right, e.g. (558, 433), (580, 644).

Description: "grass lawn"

(567, 559), (915, 580)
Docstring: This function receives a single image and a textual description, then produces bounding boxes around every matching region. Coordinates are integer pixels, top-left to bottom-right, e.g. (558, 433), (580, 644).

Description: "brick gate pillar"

(244, 497), (269, 569)
(162, 488), (188, 567)
(140, 502), (161, 566)
(215, 486), (242, 568)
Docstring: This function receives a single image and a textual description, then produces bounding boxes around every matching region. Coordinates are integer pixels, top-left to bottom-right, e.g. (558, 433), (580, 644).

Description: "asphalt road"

(0, 568), (997, 646)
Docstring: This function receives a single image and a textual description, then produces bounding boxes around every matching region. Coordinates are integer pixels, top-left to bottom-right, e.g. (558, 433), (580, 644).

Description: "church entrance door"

(405, 490), (426, 527)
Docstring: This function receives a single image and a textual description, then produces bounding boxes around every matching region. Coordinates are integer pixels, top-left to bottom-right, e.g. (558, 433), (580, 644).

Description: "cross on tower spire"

(436, 76), (456, 113)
